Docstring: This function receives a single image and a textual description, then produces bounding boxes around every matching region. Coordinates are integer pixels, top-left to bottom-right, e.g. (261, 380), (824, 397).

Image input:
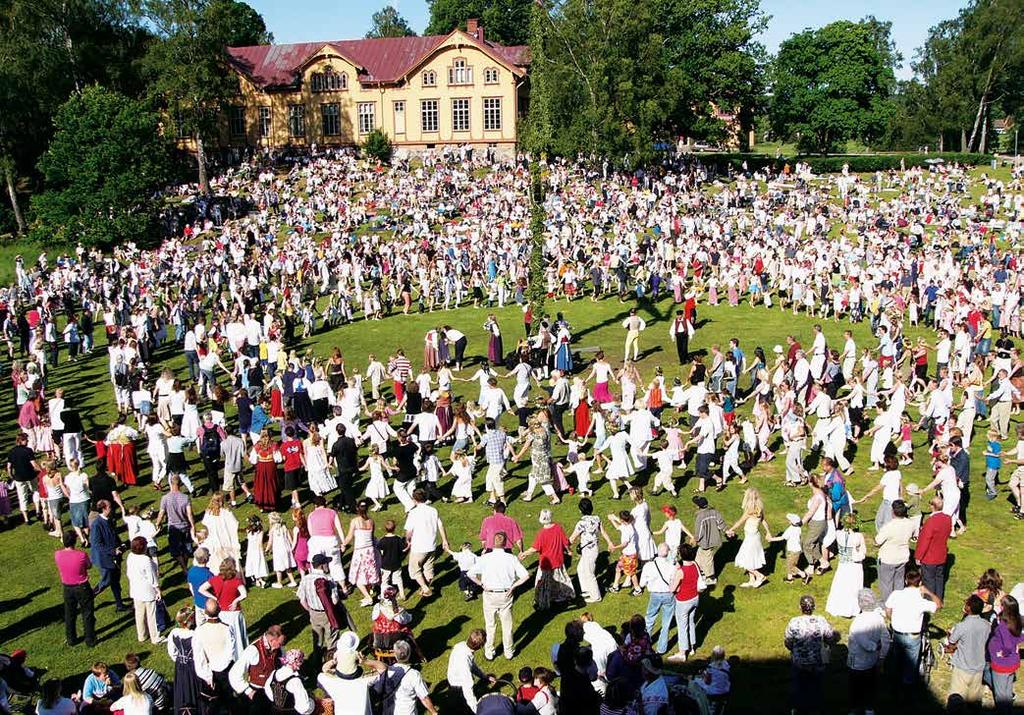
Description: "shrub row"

(698, 152), (996, 174)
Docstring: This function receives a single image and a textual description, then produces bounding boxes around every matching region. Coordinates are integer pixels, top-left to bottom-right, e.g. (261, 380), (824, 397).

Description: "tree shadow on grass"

(418, 614), (470, 661)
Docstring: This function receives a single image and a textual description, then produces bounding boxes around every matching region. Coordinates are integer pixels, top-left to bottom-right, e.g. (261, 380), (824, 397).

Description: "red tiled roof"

(227, 33), (530, 90)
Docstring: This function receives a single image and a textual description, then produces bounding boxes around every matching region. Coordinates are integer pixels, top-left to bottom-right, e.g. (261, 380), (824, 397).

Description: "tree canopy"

(203, 0), (273, 46)
(31, 86), (172, 247)
(769, 19), (897, 154)
(425, 0), (532, 45)
(366, 5), (416, 38)
(524, 0), (765, 164)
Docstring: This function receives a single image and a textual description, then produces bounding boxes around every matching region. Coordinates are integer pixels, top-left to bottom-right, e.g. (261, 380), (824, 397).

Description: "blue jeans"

(891, 631), (921, 685)
(674, 596), (699, 654)
(645, 592), (676, 653)
(984, 665), (1016, 714)
(185, 350), (199, 380)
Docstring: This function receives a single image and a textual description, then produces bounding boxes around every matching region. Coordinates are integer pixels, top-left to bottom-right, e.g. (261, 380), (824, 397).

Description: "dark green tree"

(361, 129), (393, 163)
(524, 0), (765, 164)
(203, 0), (273, 46)
(426, 0), (532, 45)
(770, 20), (897, 154)
(0, 0), (150, 234)
(31, 86), (172, 248)
(366, 5), (416, 38)
(140, 0), (267, 191)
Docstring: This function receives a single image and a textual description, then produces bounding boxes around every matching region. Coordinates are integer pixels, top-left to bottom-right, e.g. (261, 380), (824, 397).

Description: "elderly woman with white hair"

(846, 589), (890, 715)
(519, 509), (575, 610)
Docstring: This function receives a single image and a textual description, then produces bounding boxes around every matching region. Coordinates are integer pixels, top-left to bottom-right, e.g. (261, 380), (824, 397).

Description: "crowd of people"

(2, 148), (1024, 714)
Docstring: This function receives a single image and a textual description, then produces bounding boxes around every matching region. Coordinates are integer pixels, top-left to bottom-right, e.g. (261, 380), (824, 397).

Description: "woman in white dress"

(825, 514), (866, 618)
(864, 403), (895, 470)
(180, 387), (201, 443)
(504, 357), (535, 409)
(628, 487), (657, 563)
(303, 426), (335, 496)
(727, 488), (770, 588)
(201, 493), (241, 573)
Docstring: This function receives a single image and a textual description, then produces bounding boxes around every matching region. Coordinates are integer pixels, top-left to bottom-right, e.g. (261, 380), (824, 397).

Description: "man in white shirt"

(444, 326), (468, 370)
(580, 613), (618, 685)
(365, 354), (387, 400)
(988, 369), (1020, 440)
(685, 406), (718, 492)
(885, 568), (942, 685)
(445, 629), (495, 712)
(639, 543), (676, 654)
(480, 378), (511, 421)
(467, 532), (529, 660)
(404, 489), (449, 597)
(809, 324), (827, 379)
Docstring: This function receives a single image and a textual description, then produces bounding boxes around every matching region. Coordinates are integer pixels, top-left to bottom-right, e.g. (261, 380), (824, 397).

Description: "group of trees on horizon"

(0, 0), (1020, 244)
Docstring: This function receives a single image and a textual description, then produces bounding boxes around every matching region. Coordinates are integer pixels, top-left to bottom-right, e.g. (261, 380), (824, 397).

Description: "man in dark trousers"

(949, 436), (971, 526)
(669, 310), (691, 364)
(90, 499), (129, 612)
(329, 424), (358, 513)
(55, 530), (96, 646)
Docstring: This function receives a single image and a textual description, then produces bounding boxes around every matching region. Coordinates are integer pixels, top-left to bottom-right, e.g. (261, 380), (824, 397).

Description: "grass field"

(1, 288), (1019, 713)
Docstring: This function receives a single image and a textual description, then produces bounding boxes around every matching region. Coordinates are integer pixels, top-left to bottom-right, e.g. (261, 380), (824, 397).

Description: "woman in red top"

(199, 557), (248, 658)
(668, 543), (703, 663)
(519, 509), (574, 610)
(251, 431), (280, 512)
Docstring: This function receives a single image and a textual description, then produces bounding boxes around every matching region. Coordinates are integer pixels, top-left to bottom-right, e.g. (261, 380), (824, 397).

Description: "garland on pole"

(526, 163), (547, 331)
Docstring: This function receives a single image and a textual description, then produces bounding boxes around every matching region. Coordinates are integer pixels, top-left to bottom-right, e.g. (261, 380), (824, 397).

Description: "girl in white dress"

(728, 488), (771, 588)
(361, 446), (392, 510)
(180, 387), (200, 443)
(303, 427), (335, 496)
(267, 512), (298, 588)
(243, 516), (269, 588)
(824, 514), (866, 618)
(864, 404), (896, 470)
(449, 449), (475, 503)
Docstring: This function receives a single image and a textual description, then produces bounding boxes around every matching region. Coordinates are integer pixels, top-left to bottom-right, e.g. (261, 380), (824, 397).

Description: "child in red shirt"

(515, 667), (538, 703)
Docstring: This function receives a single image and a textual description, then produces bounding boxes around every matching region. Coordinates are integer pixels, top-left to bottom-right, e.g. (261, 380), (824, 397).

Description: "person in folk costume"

(250, 430), (281, 512)
(423, 329), (440, 373)
(669, 309), (694, 366)
(621, 309), (647, 363)
(554, 320), (573, 375)
(571, 377), (592, 438)
(485, 314), (504, 367)
(106, 417), (140, 486)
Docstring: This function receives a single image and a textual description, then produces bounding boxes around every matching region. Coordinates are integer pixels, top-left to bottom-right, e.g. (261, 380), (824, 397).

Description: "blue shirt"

(187, 565), (213, 608)
(986, 440), (1002, 470)
(83, 671), (120, 702)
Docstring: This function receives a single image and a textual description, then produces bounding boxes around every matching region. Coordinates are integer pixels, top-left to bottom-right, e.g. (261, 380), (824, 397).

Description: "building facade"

(222, 20), (529, 155)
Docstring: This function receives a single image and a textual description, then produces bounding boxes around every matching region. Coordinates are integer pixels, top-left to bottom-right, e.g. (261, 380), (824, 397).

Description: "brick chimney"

(466, 18), (483, 42)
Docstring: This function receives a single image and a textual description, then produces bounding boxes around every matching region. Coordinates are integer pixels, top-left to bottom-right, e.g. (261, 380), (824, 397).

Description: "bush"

(696, 152), (996, 174)
(362, 129), (393, 164)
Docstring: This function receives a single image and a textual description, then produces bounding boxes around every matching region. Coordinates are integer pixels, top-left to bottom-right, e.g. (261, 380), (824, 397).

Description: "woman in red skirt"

(251, 431), (280, 512)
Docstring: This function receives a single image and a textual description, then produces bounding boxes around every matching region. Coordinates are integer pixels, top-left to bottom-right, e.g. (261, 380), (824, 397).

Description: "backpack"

(270, 673), (297, 712)
(200, 428), (222, 458)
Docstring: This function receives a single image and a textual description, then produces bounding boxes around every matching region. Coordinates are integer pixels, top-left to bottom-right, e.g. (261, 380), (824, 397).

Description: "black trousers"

(675, 332), (688, 364)
(958, 485), (970, 526)
(454, 337), (467, 365)
(63, 582), (96, 645)
(335, 469), (357, 512)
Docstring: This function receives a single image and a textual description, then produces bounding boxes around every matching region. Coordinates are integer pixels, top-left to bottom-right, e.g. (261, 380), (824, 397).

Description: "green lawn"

(1, 293), (1018, 713)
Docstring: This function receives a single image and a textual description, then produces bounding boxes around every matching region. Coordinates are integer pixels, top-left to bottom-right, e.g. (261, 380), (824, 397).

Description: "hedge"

(697, 152), (996, 174)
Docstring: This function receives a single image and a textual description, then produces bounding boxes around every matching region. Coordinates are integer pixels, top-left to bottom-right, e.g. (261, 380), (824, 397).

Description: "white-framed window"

(448, 58), (472, 85)
(452, 98), (470, 132)
(287, 104), (305, 138)
(422, 70), (437, 87)
(321, 103), (340, 136)
(358, 102), (376, 134)
(420, 99), (439, 132)
(483, 97), (502, 131)
(484, 67), (499, 84)
(228, 106), (245, 137)
(311, 70), (347, 92)
(393, 100), (406, 134)
(258, 106), (271, 138)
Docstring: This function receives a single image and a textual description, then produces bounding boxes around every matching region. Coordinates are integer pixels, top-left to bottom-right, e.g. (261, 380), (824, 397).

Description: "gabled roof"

(227, 32), (530, 91)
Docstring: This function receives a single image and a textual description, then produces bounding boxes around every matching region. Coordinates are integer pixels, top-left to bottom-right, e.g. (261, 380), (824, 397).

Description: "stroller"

(476, 680), (518, 715)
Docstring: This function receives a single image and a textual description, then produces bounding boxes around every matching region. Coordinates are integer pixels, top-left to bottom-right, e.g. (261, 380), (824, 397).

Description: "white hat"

(905, 483), (921, 496)
(773, 345), (784, 354)
(335, 631), (360, 675)
(786, 513), (801, 526)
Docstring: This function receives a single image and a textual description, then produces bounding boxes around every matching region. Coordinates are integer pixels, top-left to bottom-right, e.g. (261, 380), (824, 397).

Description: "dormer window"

(484, 67), (499, 84)
(448, 58), (472, 85)
(422, 70), (437, 87)
(311, 69), (347, 93)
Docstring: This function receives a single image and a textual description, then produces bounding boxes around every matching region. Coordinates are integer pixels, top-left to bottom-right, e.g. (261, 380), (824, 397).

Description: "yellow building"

(223, 20), (529, 155)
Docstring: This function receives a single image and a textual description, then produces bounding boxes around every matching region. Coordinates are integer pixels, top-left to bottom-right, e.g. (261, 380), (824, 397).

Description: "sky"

(247, 0), (968, 79)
